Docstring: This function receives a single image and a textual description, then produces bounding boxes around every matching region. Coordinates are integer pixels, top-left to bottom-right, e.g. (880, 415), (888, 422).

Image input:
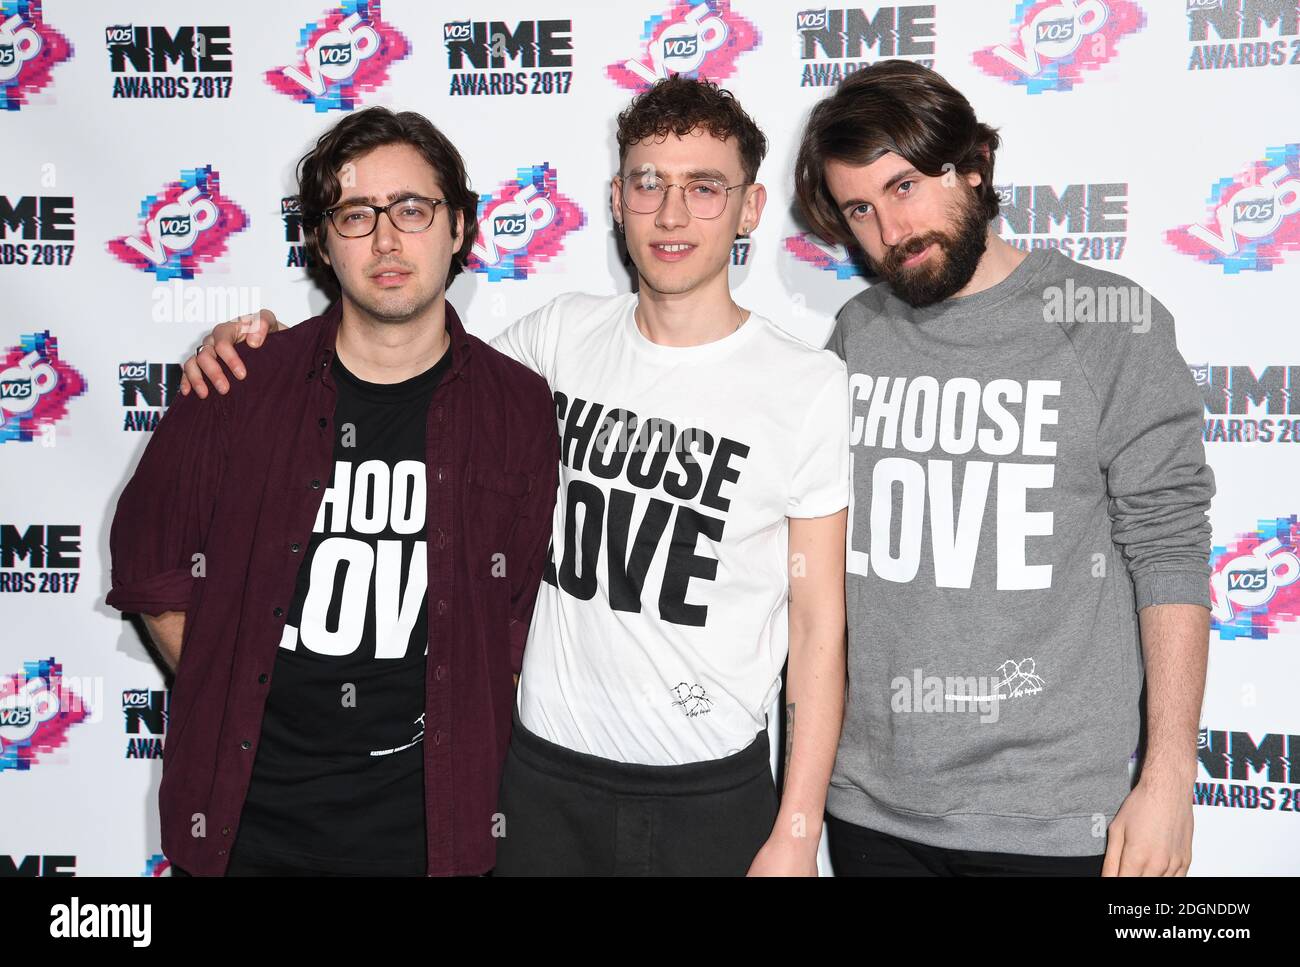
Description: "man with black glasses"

(106, 107), (558, 877)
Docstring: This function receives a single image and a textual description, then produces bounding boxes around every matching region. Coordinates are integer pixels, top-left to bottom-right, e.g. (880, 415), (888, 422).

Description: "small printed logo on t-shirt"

(670, 682), (713, 717)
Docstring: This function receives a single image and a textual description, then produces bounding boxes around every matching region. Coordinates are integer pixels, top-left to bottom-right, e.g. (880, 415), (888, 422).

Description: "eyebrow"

(837, 167), (922, 212)
(622, 165), (735, 183)
(332, 188), (432, 207)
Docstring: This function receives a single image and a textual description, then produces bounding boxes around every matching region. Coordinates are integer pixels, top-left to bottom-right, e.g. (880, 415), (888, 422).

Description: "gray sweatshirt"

(825, 248), (1215, 856)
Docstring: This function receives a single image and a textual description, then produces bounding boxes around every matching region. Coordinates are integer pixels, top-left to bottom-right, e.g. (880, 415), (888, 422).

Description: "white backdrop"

(2, 0), (1298, 876)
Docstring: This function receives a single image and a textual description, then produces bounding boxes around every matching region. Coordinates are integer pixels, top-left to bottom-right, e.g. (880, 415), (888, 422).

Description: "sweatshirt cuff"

(1133, 569), (1210, 611)
(105, 567), (194, 616)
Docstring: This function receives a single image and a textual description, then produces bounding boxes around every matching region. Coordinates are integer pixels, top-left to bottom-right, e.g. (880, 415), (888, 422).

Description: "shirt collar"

(311, 297), (474, 389)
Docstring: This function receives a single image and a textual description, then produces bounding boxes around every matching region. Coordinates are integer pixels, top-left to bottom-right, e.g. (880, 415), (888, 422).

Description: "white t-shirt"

(489, 292), (849, 765)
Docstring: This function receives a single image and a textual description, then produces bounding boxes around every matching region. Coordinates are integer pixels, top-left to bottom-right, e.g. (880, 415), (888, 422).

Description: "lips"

(901, 243), (932, 267)
(369, 266), (412, 287)
(649, 241), (696, 262)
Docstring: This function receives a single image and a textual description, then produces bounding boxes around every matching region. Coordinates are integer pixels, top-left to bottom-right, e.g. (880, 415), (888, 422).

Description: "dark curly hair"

(794, 60), (1001, 245)
(615, 75), (767, 183)
(296, 107), (479, 294)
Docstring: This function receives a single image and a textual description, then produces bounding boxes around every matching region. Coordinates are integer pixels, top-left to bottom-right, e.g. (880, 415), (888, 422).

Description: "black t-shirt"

(236, 345), (451, 875)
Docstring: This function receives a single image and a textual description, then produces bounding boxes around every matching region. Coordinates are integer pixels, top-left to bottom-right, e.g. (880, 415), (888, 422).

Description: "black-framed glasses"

(324, 195), (447, 238)
(619, 174), (752, 219)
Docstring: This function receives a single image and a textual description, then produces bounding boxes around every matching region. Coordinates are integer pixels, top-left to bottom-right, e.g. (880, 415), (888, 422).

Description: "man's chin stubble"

(351, 288), (440, 325)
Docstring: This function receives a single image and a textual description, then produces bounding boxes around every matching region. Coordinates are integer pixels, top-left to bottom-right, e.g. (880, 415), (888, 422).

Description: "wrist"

(1139, 755), (1197, 789)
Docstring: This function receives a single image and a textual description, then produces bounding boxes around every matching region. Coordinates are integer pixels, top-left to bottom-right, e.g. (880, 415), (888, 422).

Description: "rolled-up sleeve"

(1084, 295), (1215, 611)
(105, 385), (230, 616)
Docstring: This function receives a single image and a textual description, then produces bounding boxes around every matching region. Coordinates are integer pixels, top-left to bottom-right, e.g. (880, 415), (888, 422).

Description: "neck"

(949, 230), (1029, 300)
(335, 294), (451, 383)
(633, 267), (746, 347)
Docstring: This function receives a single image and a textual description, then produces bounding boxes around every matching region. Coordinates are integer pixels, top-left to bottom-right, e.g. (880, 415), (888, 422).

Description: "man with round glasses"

(619, 169), (753, 220)
(106, 107), (559, 877)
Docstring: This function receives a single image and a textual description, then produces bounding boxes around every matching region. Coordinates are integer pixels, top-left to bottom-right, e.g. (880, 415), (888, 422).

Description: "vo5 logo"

(1167, 145), (1300, 272)
(124, 187), (217, 265)
(0, 351), (57, 422)
(631, 3), (725, 81)
(1211, 537), (1300, 623)
(265, 2), (411, 110)
(973, 0), (1144, 93)
(608, 1), (758, 90)
(282, 12), (378, 95)
(0, 13), (42, 81)
(990, 0), (1108, 76)
(795, 8), (827, 31)
(475, 185), (554, 266)
(108, 167), (249, 281)
(0, 678), (57, 742)
(468, 163), (585, 281)
(1189, 165), (1300, 256)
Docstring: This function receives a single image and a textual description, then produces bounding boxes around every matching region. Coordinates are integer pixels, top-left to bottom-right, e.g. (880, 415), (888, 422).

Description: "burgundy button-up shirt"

(105, 300), (558, 876)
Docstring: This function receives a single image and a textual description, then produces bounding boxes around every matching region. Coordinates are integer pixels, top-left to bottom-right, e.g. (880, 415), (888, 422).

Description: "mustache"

(367, 261), (416, 274)
(882, 232), (946, 275)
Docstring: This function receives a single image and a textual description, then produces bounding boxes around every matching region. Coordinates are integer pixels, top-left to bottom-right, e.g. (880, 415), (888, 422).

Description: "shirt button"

(434, 406), (444, 423)
(436, 529), (447, 549)
(311, 479), (321, 490)
(318, 418), (328, 428)
(291, 543), (301, 553)
(435, 467), (445, 484)
(217, 849), (227, 856)
(258, 673), (268, 684)
(437, 600), (448, 615)
(433, 731), (442, 746)
(435, 665), (445, 681)
(273, 607), (284, 617)
(221, 827), (231, 836)
(240, 740), (252, 750)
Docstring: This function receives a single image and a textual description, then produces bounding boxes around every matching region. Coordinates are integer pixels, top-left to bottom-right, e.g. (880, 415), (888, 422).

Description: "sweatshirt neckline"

(902, 248), (1059, 324)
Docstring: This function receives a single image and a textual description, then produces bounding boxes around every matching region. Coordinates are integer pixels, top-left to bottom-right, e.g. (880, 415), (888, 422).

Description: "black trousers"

(826, 813), (1106, 876)
(170, 836), (426, 876)
(493, 708), (779, 876)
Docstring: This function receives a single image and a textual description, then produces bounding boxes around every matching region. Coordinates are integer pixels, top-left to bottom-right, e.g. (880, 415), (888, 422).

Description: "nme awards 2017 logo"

(1210, 515), (1300, 641)
(469, 164), (585, 282)
(107, 166), (249, 281)
(972, 0), (1145, 93)
(266, 1), (410, 111)
(0, 331), (85, 444)
(1166, 144), (1300, 274)
(0, 1), (72, 111)
(607, 1), (760, 91)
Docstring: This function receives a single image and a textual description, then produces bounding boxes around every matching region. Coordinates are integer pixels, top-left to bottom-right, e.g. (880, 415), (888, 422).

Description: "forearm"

(1137, 602), (1209, 786)
(772, 617), (846, 849)
(141, 611), (186, 672)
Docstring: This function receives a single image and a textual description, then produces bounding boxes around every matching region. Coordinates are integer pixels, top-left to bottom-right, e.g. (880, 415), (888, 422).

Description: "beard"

(871, 186), (989, 309)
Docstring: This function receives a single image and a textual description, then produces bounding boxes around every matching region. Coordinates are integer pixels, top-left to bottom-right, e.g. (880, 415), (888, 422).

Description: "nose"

(655, 184), (691, 231)
(876, 204), (911, 249)
(371, 208), (402, 255)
